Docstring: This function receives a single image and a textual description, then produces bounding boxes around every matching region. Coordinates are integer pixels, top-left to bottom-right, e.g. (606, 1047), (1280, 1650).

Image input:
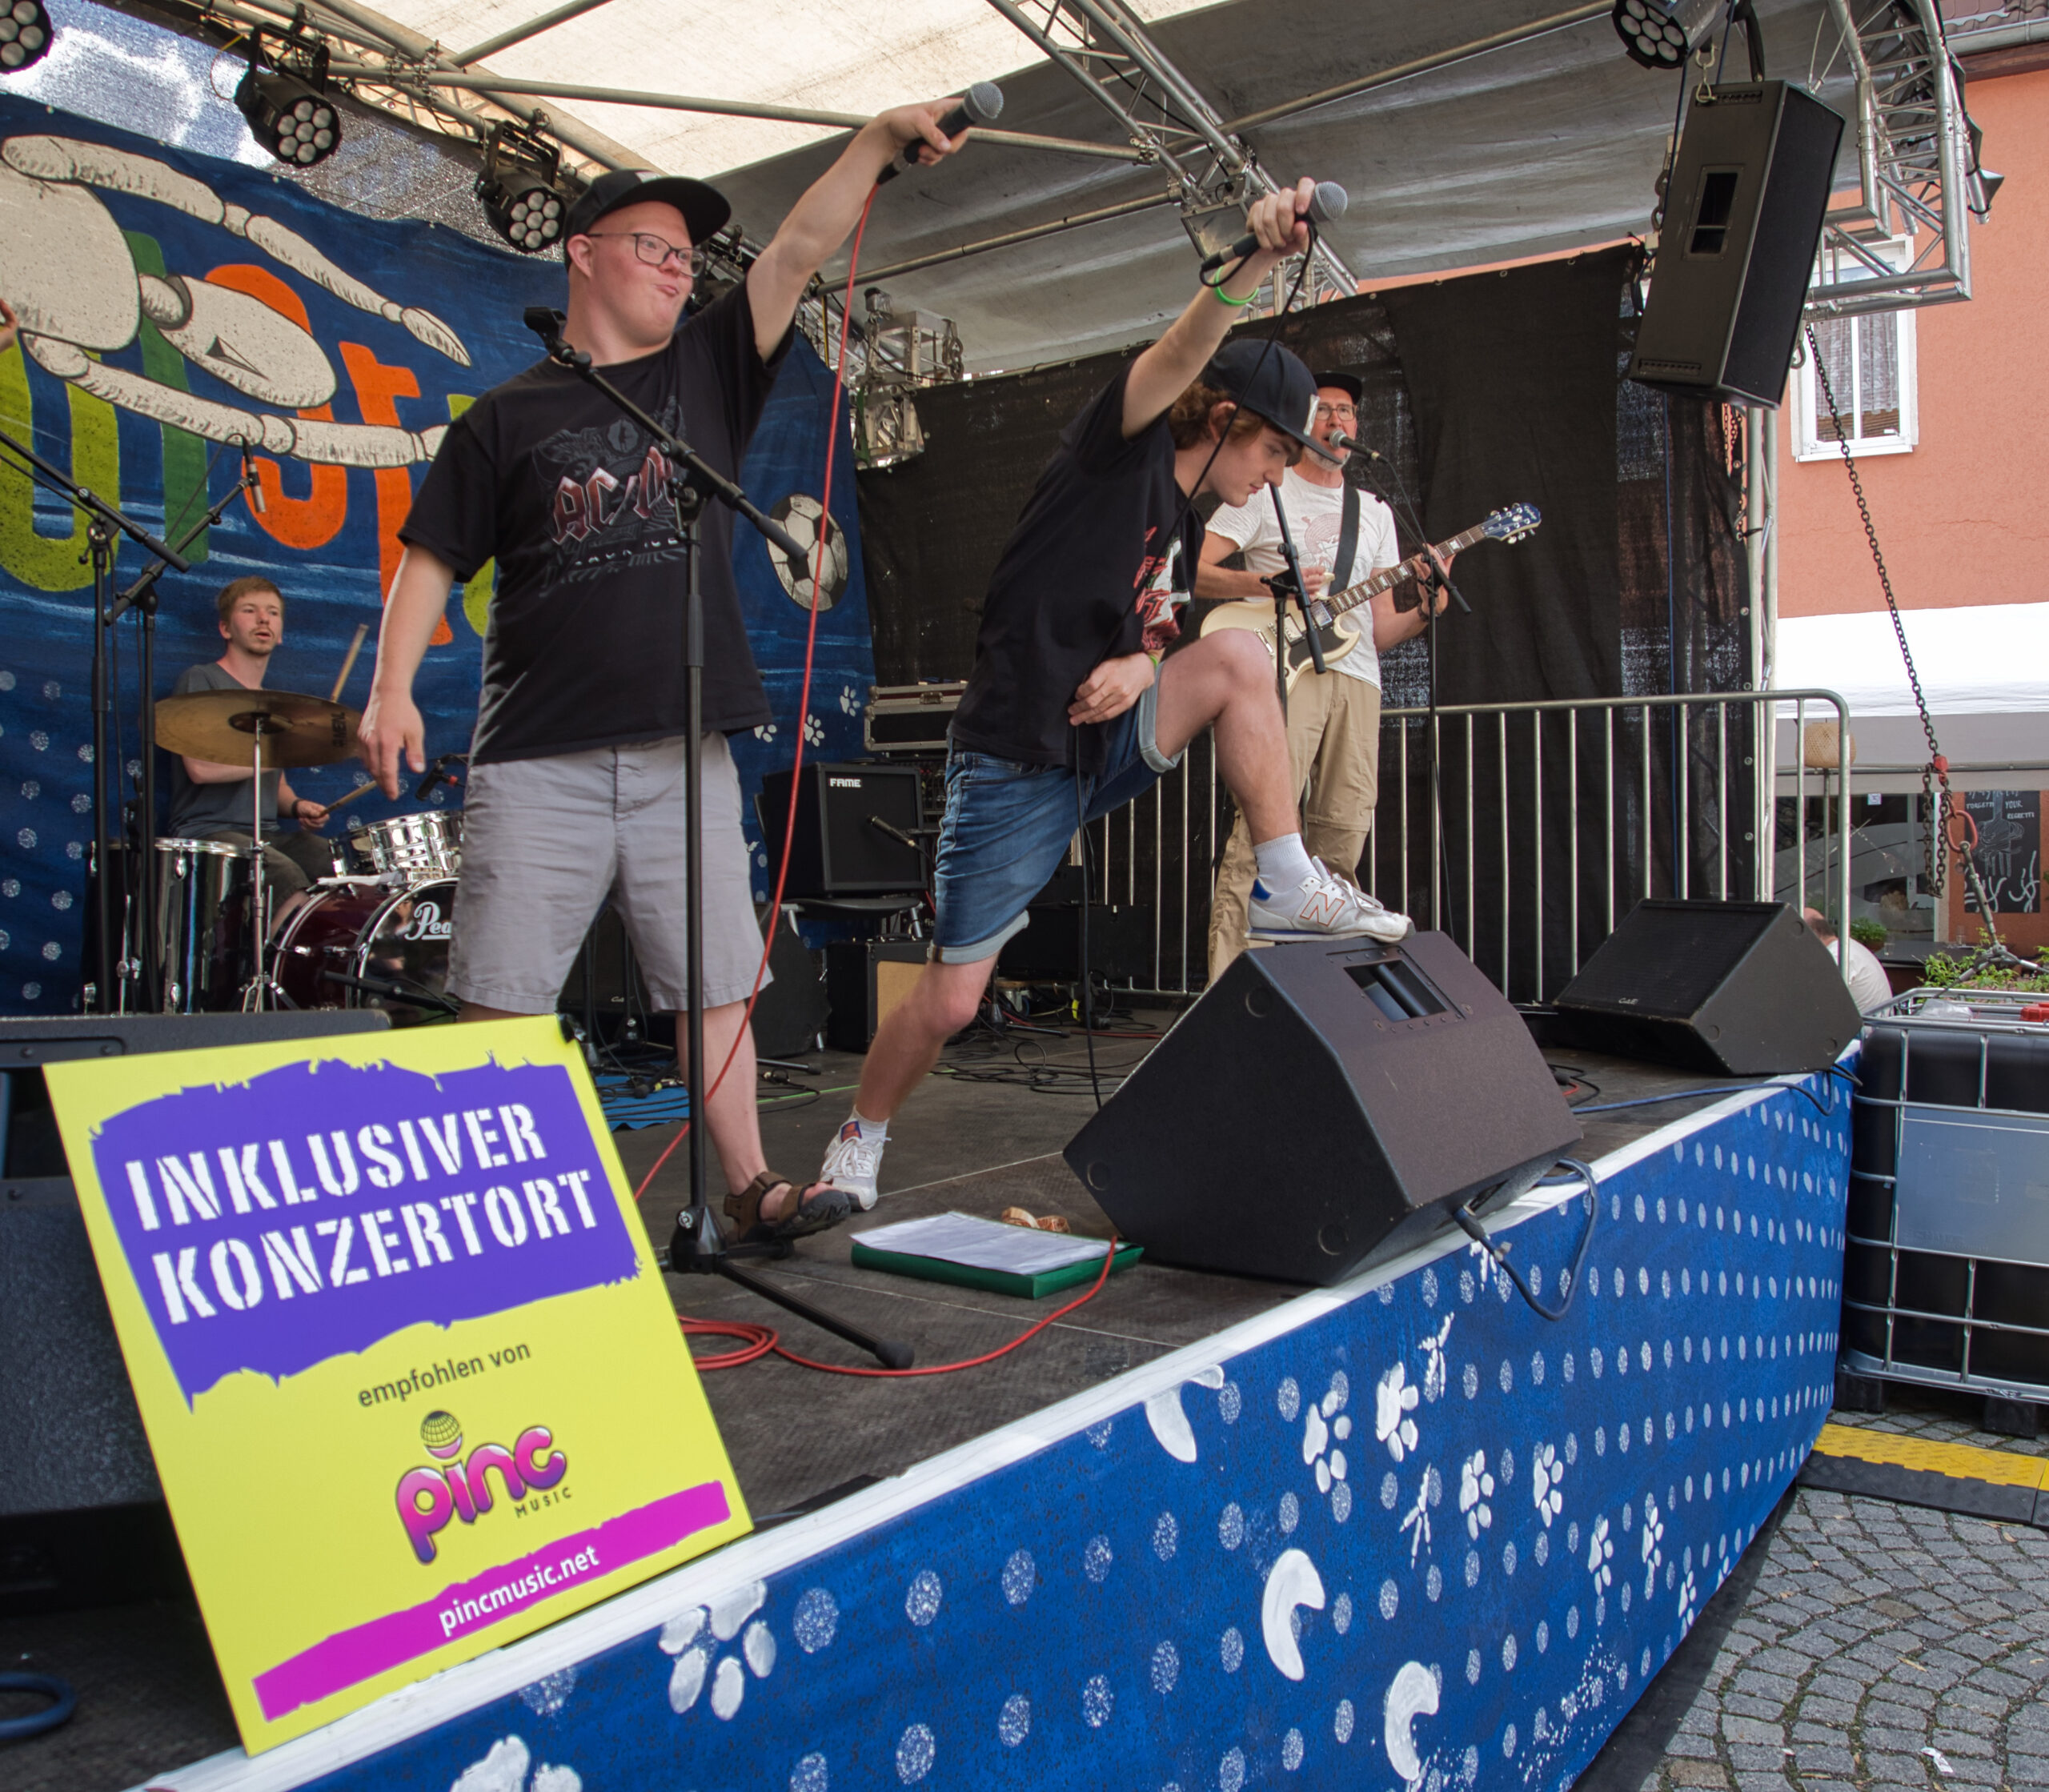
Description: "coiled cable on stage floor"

(678, 1224), (1123, 1378)
(1454, 1157), (1599, 1324)
(0, 1672), (77, 1741)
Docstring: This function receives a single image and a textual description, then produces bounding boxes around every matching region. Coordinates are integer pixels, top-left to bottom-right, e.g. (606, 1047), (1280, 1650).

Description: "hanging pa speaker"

(1554, 900), (1861, 1074)
(1627, 81), (1845, 407)
(1064, 934), (1582, 1286)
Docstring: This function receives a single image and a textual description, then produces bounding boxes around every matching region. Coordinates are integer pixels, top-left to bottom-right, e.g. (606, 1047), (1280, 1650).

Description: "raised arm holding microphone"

(811, 178), (1416, 1220)
(355, 101), (970, 1244)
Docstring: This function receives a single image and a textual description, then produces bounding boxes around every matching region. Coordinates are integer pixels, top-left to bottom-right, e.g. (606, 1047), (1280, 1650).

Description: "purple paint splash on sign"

(87, 1058), (641, 1402)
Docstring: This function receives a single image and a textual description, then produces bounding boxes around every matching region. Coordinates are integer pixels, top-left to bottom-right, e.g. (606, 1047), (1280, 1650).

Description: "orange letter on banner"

(202, 266), (346, 551)
(339, 343), (449, 644)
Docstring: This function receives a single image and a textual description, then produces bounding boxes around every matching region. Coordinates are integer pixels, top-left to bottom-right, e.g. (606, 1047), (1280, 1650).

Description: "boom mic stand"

(521, 307), (910, 1370)
(1262, 482), (1328, 717)
(0, 423), (190, 1012)
(106, 454), (263, 1009)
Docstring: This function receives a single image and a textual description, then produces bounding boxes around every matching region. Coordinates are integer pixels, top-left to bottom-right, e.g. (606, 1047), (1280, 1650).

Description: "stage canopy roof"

(39, 0), (1907, 370)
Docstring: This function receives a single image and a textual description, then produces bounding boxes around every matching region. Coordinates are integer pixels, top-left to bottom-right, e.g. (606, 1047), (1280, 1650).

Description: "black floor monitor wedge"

(1554, 900), (1861, 1075)
(1065, 934), (1583, 1287)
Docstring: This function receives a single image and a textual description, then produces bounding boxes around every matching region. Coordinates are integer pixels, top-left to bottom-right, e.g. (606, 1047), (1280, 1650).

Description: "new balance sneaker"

(818, 1116), (887, 1211)
(1247, 862), (1412, 945)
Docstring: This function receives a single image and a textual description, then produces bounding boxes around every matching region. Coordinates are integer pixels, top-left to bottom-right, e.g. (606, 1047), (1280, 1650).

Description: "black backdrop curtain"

(853, 247), (1753, 992)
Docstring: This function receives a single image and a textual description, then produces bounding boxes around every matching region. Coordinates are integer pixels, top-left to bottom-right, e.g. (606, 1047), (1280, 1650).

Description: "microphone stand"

(1261, 482), (1327, 720)
(106, 457), (263, 1009)
(0, 423), (190, 1013)
(522, 309), (909, 1370)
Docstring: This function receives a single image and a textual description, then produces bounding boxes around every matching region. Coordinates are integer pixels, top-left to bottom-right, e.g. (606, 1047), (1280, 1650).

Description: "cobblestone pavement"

(1638, 1389), (2049, 1792)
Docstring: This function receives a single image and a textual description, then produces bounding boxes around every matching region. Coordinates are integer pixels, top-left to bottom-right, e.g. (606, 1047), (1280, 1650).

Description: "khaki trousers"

(1207, 670), (1381, 981)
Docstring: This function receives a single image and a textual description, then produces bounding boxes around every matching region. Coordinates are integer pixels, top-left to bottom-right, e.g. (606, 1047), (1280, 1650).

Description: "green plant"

(1923, 943), (2049, 994)
(1848, 916), (1887, 952)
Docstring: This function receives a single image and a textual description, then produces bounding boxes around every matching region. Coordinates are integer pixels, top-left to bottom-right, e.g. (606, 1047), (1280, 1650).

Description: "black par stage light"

(1613, 0), (1722, 67)
(0, 0), (53, 72)
(476, 123), (573, 254)
(235, 38), (341, 167)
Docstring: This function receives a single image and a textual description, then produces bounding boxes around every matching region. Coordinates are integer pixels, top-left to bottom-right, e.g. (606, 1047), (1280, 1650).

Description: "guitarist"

(1198, 371), (1451, 979)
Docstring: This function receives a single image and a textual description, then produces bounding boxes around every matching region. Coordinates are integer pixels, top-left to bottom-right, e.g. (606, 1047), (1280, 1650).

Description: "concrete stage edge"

(137, 1060), (1855, 1792)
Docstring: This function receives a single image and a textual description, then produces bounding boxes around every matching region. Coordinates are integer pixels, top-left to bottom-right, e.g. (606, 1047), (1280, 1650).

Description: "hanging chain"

(1803, 322), (2016, 962)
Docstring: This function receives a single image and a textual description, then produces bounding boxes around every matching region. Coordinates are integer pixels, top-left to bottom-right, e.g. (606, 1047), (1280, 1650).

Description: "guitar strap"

(1331, 480), (1361, 595)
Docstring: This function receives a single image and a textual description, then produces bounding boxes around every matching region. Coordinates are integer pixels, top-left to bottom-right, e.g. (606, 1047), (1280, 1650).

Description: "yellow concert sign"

(44, 1018), (748, 1752)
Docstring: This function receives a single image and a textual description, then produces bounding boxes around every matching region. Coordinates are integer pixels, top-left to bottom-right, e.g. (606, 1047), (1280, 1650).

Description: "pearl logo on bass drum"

(399, 901), (453, 944)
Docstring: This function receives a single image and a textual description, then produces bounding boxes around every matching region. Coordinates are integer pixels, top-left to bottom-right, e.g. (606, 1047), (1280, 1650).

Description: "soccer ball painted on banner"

(765, 494), (849, 612)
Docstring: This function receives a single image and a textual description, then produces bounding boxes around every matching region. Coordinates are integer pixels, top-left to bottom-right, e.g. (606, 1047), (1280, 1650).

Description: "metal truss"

(1806, 0), (1973, 319)
(980, 0), (1360, 311)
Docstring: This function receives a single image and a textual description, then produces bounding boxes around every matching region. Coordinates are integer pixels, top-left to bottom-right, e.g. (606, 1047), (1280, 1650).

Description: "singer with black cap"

(812, 181), (1413, 1217)
(1197, 370), (1454, 978)
(356, 99), (971, 1242)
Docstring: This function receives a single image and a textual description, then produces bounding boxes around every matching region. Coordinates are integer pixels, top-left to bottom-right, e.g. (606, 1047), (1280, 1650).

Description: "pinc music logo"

(395, 1408), (568, 1563)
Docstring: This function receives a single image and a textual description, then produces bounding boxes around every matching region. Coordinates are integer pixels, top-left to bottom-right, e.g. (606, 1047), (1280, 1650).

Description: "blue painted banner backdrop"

(0, 96), (874, 1014)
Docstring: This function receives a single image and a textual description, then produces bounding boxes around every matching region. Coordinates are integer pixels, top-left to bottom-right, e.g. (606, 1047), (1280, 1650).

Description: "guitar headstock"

(1483, 503), (1542, 544)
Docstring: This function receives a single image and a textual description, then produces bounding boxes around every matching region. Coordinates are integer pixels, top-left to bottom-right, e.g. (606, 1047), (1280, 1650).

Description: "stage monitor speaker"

(0, 1009), (389, 1614)
(1065, 933), (1583, 1286)
(1626, 81), (1845, 407)
(825, 940), (928, 1052)
(753, 905), (828, 1057)
(1554, 899), (1860, 1074)
(759, 763), (924, 897)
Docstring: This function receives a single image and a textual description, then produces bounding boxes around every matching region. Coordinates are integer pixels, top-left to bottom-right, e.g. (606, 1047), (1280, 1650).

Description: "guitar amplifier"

(863, 682), (964, 756)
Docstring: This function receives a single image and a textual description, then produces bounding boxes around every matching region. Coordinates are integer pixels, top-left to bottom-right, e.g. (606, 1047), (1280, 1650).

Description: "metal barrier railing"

(1089, 688), (1853, 1002)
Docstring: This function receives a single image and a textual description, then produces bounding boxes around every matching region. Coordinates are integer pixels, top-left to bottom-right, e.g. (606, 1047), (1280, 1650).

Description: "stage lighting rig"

(235, 32), (342, 167)
(476, 122), (575, 255)
(0, 0), (52, 72)
(1613, 0), (1721, 68)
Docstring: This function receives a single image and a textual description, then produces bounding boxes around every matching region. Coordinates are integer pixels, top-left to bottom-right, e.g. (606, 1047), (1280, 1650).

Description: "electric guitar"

(1199, 503), (1542, 688)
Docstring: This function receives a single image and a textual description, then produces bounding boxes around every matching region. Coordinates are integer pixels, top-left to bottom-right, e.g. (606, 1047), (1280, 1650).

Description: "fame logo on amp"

(395, 1408), (570, 1563)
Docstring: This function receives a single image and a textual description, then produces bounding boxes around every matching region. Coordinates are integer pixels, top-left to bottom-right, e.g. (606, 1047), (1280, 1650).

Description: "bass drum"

(275, 876), (457, 1026)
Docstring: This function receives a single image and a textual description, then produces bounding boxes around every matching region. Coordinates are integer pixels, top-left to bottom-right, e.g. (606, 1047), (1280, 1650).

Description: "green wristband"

(1210, 283), (1255, 309)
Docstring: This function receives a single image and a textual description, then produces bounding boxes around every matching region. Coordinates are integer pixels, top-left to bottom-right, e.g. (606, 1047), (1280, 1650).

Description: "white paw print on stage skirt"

(1301, 1370), (1353, 1507)
(1531, 1441), (1566, 1526)
(447, 1734), (581, 1792)
(1458, 1450), (1494, 1540)
(660, 1581), (776, 1721)
(1375, 1363), (1419, 1461)
(1587, 1514), (1615, 1594)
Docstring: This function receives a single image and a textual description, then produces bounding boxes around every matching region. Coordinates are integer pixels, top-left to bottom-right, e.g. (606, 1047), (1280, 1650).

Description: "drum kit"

(135, 685), (465, 1025)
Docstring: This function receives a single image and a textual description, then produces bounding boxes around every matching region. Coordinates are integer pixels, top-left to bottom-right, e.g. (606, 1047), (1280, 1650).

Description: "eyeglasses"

(583, 231), (708, 275)
(1314, 402), (1357, 419)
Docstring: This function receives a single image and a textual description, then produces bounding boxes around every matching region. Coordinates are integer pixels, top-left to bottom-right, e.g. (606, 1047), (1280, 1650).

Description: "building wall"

(1775, 65), (2049, 619)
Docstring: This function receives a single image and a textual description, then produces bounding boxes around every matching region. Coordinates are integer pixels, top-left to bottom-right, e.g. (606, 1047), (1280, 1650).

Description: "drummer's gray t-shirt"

(164, 663), (283, 838)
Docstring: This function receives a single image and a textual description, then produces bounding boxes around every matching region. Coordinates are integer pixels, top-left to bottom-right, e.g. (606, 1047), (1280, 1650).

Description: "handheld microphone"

(242, 444), (267, 514)
(1198, 182), (1347, 274)
(876, 83), (1002, 185)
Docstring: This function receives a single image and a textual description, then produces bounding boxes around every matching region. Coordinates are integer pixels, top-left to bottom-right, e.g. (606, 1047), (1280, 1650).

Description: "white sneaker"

(1247, 861), (1412, 945)
(819, 1117), (887, 1211)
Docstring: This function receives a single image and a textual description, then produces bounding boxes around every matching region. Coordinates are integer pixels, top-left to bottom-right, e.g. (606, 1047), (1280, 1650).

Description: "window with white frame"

(1794, 238), (1919, 460)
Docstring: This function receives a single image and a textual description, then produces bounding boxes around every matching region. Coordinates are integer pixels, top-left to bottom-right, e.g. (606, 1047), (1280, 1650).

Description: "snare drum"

(154, 836), (257, 1012)
(350, 811), (462, 878)
(275, 876), (457, 1025)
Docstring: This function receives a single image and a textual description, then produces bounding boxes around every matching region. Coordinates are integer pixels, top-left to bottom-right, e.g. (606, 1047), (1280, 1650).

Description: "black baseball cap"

(1312, 368), (1364, 404)
(563, 167), (731, 247)
(1201, 339), (1335, 462)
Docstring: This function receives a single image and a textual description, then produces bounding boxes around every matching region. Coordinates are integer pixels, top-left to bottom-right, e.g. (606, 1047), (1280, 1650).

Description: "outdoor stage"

(26, 1033), (1856, 1792)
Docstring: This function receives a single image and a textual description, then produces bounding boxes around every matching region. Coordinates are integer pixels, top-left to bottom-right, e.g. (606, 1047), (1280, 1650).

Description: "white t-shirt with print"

(1206, 470), (1400, 688)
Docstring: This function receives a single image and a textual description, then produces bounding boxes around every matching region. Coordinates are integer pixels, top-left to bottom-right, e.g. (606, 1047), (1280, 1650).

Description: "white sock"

(848, 1108), (888, 1139)
(1253, 833), (1315, 894)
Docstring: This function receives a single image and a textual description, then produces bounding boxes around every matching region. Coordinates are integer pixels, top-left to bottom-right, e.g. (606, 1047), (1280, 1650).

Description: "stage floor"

(2, 1011), (2038, 1791)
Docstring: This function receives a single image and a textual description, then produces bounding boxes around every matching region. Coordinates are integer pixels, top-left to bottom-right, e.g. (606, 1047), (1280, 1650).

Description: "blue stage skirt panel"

(164, 1069), (1852, 1792)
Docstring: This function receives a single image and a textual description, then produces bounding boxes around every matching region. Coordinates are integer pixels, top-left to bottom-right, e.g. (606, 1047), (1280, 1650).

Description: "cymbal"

(155, 687), (361, 769)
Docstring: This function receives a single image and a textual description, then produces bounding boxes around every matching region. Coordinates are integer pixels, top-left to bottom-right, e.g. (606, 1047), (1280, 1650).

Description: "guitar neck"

(1322, 521), (1490, 620)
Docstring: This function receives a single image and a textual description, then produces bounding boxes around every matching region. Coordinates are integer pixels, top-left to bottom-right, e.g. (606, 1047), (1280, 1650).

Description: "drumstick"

(329, 623), (369, 703)
(323, 779), (382, 814)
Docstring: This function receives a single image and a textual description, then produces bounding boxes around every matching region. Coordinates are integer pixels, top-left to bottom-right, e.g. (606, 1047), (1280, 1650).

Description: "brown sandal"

(724, 1171), (860, 1245)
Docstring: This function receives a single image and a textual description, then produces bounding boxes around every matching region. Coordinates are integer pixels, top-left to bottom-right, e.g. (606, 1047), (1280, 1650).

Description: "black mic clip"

(523, 306), (588, 370)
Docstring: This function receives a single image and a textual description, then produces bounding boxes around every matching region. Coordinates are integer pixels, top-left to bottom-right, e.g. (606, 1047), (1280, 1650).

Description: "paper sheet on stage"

(851, 1211), (1114, 1277)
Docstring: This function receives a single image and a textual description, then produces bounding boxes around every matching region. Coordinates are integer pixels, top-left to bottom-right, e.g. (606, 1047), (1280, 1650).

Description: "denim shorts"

(934, 682), (1182, 964)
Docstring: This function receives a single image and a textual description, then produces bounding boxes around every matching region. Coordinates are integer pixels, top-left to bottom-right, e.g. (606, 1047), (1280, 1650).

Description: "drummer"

(166, 576), (335, 900)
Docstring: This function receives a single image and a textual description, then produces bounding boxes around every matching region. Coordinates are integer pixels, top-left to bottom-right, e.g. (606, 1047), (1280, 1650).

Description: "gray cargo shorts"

(446, 732), (767, 1015)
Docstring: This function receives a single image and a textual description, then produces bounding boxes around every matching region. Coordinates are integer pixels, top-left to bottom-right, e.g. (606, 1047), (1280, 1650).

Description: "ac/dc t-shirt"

(949, 363), (1206, 775)
(400, 279), (788, 764)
